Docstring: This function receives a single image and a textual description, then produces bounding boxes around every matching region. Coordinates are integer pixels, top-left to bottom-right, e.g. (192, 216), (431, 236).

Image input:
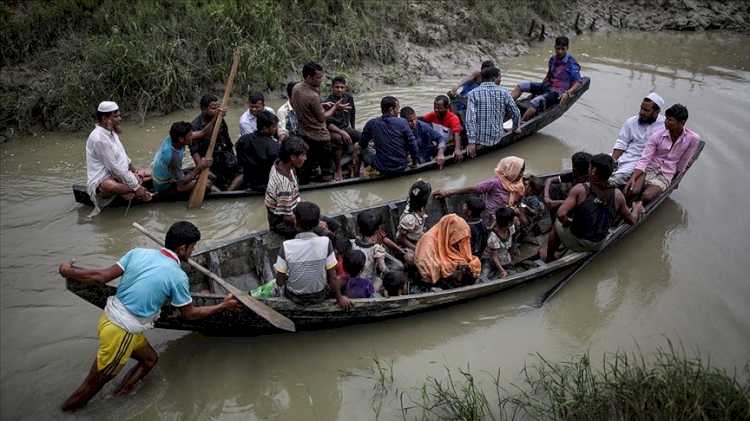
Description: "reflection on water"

(2, 31), (750, 420)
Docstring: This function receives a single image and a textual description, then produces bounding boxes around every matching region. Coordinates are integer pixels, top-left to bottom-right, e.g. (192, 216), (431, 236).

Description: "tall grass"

(372, 342), (750, 420)
(0, 0), (565, 134)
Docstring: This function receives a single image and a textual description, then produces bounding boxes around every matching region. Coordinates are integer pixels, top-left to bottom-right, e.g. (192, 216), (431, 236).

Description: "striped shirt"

(264, 163), (300, 216)
(466, 82), (521, 147)
(275, 232), (337, 295)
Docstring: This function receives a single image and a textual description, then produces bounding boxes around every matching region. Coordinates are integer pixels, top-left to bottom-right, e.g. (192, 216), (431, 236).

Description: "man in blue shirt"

(358, 96), (419, 175)
(400, 106), (444, 165)
(151, 121), (215, 194)
(58, 221), (237, 411)
(511, 36), (583, 121)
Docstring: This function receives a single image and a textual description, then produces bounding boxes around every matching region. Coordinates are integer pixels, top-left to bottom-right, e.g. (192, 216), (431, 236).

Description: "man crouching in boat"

(57, 221), (238, 411)
(542, 154), (644, 262)
(86, 101), (152, 216)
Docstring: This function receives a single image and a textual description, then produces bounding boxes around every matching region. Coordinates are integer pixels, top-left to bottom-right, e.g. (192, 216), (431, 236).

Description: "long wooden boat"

(72, 77), (591, 207)
(66, 139), (703, 335)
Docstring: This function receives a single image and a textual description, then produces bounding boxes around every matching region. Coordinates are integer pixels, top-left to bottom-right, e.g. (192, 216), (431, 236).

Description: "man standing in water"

(511, 36), (583, 121)
(624, 104), (700, 205)
(86, 101), (152, 216)
(58, 221), (237, 411)
(609, 93), (666, 187)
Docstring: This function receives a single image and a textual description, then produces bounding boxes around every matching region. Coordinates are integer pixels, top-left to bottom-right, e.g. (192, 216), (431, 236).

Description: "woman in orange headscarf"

(434, 156), (527, 213)
(413, 214), (482, 287)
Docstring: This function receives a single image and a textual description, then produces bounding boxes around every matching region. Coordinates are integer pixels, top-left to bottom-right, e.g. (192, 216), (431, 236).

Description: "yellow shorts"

(96, 312), (148, 376)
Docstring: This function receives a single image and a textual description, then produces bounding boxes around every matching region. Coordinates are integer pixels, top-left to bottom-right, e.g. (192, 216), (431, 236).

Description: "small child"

(382, 270), (408, 297)
(516, 177), (547, 229)
(353, 210), (404, 281)
(397, 179), (432, 252)
(481, 206), (517, 279)
(334, 235), (353, 276)
(463, 195), (487, 258)
(340, 250), (377, 299)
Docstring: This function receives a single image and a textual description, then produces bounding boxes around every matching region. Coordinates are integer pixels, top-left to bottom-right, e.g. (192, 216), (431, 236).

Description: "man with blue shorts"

(58, 221), (237, 411)
(511, 36), (583, 121)
(151, 121), (216, 194)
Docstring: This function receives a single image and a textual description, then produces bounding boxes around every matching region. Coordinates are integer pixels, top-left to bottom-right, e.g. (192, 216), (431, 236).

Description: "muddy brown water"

(2, 31), (749, 420)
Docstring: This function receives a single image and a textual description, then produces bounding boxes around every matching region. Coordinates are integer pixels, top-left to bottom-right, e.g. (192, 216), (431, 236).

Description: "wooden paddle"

(132, 223), (296, 332)
(534, 248), (603, 307)
(187, 47), (242, 210)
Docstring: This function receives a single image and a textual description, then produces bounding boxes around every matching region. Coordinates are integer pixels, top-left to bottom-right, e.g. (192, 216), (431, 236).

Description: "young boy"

(481, 206), (517, 279)
(352, 210), (405, 282)
(274, 202), (352, 309)
(516, 177), (546, 229)
(334, 235), (353, 276)
(382, 271), (408, 297)
(340, 250), (378, 299)
(463, 195), (487, 258)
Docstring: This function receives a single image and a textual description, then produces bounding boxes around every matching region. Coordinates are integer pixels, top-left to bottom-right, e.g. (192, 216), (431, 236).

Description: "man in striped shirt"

(465, 67), (521, 157)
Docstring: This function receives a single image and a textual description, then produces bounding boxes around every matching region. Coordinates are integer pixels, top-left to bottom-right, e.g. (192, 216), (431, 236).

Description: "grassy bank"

(0, 0), (566, 135)
(358, 343), (750, 420)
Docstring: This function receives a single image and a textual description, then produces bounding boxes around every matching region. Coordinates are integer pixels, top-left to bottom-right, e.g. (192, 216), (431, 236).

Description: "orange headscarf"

(414, 214), (482, 283)
(493, 156), (526, 206)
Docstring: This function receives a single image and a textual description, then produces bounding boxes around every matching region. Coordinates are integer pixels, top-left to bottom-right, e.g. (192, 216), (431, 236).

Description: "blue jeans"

(517, 81), (561, 110)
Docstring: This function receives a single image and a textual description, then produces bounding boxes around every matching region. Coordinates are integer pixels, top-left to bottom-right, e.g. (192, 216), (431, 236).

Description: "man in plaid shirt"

(465, 67), (521, 157)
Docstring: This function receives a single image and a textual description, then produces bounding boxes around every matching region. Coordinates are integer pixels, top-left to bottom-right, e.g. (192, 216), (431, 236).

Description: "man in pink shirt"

(624, 104), (700, 205)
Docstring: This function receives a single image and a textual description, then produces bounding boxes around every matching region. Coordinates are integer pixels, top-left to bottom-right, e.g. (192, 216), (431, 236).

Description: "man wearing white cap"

(609, 93), (665, 187)
(86, 101), (152, 215)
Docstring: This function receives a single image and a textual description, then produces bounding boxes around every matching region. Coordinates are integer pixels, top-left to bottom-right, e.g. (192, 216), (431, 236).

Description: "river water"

(1, 31), (749, 420)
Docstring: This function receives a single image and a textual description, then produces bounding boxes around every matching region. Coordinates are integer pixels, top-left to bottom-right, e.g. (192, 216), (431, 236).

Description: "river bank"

(1, 0), (748, 141)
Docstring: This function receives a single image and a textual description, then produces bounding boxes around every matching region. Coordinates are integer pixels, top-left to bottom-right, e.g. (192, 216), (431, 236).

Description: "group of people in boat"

(266, 90), (700, 305)
(84, 36), (583, 215)
(60, 35), (700, 411)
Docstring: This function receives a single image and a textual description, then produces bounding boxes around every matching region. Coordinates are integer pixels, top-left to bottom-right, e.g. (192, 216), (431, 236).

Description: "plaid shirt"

(466, 82), (521, 146)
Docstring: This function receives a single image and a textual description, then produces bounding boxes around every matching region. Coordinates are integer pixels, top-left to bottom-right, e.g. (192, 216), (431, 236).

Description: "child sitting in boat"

(462, 195), (487, 258)
(397, 179), (432, 256)
(334, 235), (352, 276)
(382, 270), (408, 297)
(481, 206), (517, 279)
(353, 210), (405, 283)
(274, 202), (352, 309)
(340, 250), (379, 299)
(516, 177), (548, 233)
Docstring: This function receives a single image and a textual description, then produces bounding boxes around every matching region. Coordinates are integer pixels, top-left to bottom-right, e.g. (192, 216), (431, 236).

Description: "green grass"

(0, 0), (567, 134)
(367, 341), (750, 421)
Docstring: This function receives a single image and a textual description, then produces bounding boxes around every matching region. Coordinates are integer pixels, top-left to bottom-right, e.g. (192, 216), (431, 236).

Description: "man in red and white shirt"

(421, 95), (464, 167)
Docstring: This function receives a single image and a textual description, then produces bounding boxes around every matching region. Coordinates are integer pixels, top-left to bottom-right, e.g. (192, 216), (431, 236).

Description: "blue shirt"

(546, 52), (583, 94)
(360, 114), (419, 174)
(116, 248), (193, 317)
(454, 81), (480, 111)
(151, 136), (185, 184)
(466, 82), (521, 147)
(412, 120), (444, 164)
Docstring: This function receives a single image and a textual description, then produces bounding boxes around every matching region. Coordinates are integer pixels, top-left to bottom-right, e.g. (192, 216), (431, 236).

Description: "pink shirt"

(635, 127), (700, 182)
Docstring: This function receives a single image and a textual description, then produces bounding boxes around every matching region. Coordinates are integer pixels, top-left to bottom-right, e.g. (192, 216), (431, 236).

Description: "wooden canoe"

(65, 139), (703, 335)
(72, 77), (591, 207)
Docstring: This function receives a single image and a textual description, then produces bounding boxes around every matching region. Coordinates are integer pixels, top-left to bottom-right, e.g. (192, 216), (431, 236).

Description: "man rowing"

(86, 101), (152, 216)
(58, 221), (237, 411)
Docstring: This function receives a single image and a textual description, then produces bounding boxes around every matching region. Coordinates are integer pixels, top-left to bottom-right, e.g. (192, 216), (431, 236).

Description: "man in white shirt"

(86, 101), (152, 216)
(238, 92), (276, 137)
(609, 92), (666, 186)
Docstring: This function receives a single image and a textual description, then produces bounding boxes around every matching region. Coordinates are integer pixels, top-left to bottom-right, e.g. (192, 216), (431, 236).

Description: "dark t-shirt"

(322, 92), (356, 129)
(236, 132), (280, 190)
(467, 218), (487, 257)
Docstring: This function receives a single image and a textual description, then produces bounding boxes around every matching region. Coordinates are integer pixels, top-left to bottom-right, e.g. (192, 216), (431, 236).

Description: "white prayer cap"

(97, 101), (119, 113)
(645, 93), (664, 109)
